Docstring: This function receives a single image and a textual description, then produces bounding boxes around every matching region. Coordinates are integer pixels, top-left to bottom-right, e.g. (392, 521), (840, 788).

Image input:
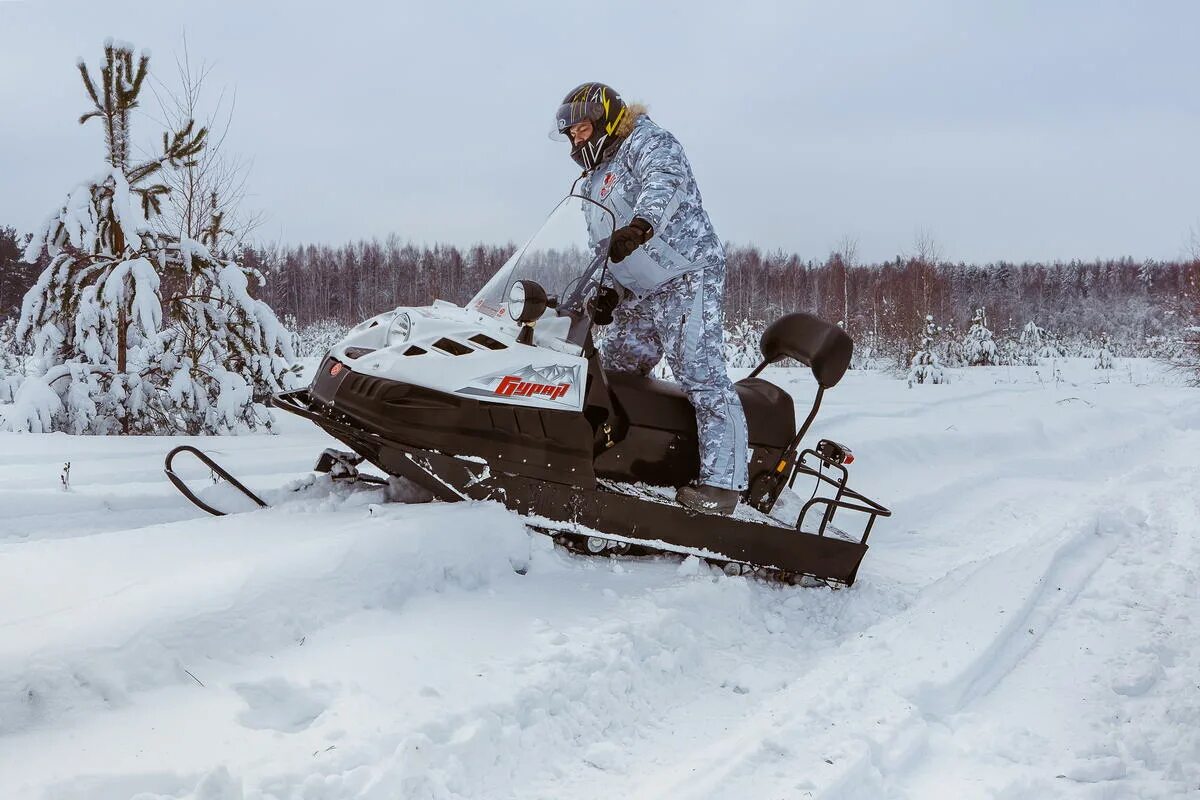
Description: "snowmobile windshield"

(469, 194), (615, 330)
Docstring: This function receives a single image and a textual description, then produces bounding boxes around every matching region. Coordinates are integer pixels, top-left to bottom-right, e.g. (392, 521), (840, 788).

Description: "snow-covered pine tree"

(5, 41), (294, 435)
(0, 318), (23, 403)
(0, 225), (35, 316)
(1094, 331), (1114, 370)
(153, 218), (296, 434)
(1017, 321), (1048, 365)
(282, 313), (304, 358)
(939, 320), (964, 367)
(1039, 326), (1067, 359)
(7, 42), (206, 433)
(963, 307), (998, 366)
(908, 314), (948, 386)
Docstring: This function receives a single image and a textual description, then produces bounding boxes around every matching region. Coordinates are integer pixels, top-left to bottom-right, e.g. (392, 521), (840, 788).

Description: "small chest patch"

(599, 171), (616, 200)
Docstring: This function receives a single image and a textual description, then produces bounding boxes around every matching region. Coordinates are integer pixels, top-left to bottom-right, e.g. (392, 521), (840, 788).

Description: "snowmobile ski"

(164, 445), (389, 517)
(164, 445), (269, 517)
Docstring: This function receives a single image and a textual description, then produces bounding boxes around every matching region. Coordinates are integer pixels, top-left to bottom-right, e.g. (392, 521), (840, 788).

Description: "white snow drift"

(0, 361), (1196, 800)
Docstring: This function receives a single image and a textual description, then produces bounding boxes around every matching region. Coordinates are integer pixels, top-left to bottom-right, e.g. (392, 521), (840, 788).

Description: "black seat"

(605, 372), (795, 449)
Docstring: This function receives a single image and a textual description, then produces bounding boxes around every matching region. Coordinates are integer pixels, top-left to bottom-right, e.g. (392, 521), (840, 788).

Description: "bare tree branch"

(910, 227), (942, 267)
(147, 31), (264, 256)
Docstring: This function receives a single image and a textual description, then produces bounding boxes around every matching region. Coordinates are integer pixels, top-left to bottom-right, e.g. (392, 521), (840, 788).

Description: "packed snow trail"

(0, 361), (1196, 799)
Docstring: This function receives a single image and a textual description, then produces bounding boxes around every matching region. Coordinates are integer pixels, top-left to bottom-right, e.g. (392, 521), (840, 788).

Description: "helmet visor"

(548, 101), (604, 141)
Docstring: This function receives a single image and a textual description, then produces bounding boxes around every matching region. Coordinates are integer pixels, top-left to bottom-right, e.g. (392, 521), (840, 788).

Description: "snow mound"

(0, 501), (530, 739)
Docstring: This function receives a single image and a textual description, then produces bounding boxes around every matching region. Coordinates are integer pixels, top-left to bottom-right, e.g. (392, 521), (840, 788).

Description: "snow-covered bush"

(723, 319), (765, 369)
(908, 314), (948, 386)
(849, 333), (893, 370)
(1180, 326), (1200, 385)
(295, 319), (351, 358)
(963, 308), (998, 366)
(1015, 320), (1064, 365)
(1143, 334), (1187, 361)
(1042, 329), (1067, 359)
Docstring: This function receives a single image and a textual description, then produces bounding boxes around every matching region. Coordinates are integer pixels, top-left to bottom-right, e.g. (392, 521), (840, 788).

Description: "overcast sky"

(1, 0), (1198, 263)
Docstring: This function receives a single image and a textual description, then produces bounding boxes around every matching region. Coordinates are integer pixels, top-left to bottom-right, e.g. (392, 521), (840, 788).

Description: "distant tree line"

(3, 223), (1197, 364)
(244, 238), (1197, 361)
(722, 249), (1198, 364)
(238, 239), (517, 326)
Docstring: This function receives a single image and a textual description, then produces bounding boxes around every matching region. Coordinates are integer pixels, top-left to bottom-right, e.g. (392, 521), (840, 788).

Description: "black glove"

(608, 217), (653, 263)
(588, 285), (620, 325)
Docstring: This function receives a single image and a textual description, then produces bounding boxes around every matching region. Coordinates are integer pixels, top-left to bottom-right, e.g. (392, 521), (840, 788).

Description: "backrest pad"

(759, 313), (853, 388)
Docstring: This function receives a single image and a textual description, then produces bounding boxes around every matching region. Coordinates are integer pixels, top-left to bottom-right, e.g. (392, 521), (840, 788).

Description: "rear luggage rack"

(790, 445), (891, 547)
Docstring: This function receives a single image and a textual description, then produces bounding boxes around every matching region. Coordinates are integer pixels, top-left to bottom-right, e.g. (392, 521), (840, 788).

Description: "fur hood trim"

(615, 103), (648, 139)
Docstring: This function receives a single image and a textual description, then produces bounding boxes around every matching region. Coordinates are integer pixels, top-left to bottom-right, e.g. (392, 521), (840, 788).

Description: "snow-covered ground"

(1, 359), (1197, 800)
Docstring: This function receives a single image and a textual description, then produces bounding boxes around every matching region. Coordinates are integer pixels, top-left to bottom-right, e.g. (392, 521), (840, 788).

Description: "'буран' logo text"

(495, 375), (570, 401)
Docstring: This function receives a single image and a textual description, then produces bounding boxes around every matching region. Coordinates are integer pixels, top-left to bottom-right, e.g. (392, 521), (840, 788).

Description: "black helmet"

(552, 82), (628, 171)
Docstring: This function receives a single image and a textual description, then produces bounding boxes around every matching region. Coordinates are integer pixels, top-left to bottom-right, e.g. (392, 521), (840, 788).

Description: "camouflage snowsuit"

(583, 115), (748, 491)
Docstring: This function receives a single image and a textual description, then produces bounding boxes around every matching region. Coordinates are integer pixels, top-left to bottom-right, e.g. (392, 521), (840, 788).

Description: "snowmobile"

(168, 194), (890, 585)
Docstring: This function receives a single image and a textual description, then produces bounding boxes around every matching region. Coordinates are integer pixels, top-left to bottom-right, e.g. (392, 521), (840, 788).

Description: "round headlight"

(508, 282), (526, 319)
(387, 312), (412, 345)
(507, 280), (548, 324)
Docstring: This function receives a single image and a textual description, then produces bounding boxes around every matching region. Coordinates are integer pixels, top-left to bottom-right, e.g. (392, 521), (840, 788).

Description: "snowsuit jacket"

(581, 107), (749, 491)
(583, 108), (725, 297)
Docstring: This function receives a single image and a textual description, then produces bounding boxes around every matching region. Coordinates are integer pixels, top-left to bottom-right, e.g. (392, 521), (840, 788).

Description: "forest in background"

(3, 222), (1198, 368)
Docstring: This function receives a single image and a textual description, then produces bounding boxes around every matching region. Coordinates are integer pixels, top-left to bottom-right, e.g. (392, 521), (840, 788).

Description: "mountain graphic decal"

(456, 364), (582, 407)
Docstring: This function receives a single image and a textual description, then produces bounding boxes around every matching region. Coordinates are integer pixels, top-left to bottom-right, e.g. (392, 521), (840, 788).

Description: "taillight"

(815, 439), (853, 466)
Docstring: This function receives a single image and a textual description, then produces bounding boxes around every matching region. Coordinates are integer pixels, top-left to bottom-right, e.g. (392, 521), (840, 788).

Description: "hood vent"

(433, 337), (473, 356)
(468, 334), (507, 350)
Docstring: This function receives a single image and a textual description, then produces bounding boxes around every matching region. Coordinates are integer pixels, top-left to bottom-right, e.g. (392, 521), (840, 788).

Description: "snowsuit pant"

(600, 264), (749, 491)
